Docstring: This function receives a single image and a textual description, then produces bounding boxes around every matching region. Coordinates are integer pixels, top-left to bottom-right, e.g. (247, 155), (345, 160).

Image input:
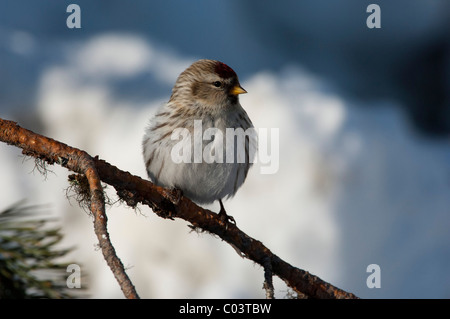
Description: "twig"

(0, 118), (139, 299)
(262, 256), (274, 299)
(0, 118), (358, 299)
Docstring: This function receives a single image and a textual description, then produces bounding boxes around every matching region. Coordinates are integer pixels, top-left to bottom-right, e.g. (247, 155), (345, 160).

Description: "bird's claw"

(218, 199), (236, 225)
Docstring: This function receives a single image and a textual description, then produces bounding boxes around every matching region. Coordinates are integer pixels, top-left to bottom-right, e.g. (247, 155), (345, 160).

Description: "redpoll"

(142, 59), (256, 222)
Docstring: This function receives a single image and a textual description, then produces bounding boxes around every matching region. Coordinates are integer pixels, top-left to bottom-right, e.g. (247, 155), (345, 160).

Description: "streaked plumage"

(143, 59), (256, 221)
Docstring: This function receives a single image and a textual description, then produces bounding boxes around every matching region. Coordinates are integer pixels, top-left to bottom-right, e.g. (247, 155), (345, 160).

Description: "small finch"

(142, 59), (256, 222)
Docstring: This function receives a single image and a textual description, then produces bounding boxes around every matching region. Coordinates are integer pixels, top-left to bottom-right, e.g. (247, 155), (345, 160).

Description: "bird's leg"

(218, 199), (236, 224)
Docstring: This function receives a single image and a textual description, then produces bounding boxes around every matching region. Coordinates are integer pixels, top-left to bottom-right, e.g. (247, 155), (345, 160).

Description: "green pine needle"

(0, 201), (85, 298)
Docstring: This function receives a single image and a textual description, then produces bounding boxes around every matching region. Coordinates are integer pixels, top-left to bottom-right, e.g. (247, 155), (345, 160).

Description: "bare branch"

(0, 118), (138, 299)
(262, 256), (275, 299)
(0, 118), (358, 299)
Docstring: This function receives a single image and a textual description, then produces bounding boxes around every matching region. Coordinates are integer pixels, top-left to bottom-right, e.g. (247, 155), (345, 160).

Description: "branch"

(0, 118), (358, 299)
(0, 118), (138, 299)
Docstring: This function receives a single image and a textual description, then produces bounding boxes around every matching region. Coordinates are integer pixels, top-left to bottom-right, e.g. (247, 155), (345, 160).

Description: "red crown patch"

(214, 61), (237, 79)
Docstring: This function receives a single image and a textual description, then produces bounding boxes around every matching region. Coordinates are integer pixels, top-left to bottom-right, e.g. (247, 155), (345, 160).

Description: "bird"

(142, 59), (256, 223)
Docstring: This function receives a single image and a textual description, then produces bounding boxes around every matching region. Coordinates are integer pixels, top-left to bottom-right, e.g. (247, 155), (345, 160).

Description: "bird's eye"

(213, 81), (222, 88)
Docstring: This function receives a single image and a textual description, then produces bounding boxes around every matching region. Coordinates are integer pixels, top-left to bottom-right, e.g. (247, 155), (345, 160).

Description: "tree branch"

(0, 118), (358, 299)
(0, 118), (138, 299)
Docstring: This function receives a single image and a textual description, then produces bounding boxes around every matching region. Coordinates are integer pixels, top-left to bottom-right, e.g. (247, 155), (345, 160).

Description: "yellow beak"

(230, 85), (247, 96)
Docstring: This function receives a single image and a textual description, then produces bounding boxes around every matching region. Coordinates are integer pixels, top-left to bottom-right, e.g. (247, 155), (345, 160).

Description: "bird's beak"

(230, 85), (247, 96)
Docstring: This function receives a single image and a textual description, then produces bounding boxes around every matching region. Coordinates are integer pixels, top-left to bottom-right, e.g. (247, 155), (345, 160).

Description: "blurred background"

(0, 0), (449, 298)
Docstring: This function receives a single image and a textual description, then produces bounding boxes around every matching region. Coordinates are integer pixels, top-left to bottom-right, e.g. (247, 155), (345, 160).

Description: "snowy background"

(1, 0), (450, 298)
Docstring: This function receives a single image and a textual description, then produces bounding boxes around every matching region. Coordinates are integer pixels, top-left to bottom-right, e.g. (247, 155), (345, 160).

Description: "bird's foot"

(218, 199), (236, 225)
